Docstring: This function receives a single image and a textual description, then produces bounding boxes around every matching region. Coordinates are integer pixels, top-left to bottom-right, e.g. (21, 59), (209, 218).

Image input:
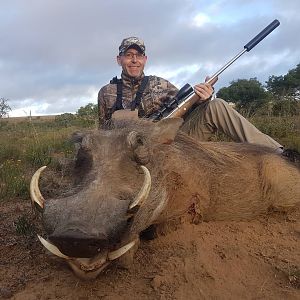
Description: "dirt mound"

(0, 200), (299, 300)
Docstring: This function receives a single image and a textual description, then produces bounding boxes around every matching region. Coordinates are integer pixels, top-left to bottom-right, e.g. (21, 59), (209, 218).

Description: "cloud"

(190, 13), (211, 28)
(0, 0), (299, 116)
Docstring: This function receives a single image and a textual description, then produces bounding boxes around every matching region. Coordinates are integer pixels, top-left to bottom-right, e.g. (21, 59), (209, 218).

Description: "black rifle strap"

(110, 76), (149, 112)
(115, 79), (123, 110)
(109, 77), (123, 112)
(130, 76), (149, 110)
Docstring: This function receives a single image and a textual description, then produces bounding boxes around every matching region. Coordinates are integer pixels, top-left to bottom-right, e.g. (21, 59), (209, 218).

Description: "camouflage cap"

(119, 37), (146, 55)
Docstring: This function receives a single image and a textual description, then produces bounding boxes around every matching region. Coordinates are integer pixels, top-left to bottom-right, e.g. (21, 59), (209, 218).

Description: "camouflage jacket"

(98, 72), (178, 128)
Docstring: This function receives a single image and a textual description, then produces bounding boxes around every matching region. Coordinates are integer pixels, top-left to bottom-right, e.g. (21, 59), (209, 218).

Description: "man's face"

(117, 47), (147, 78)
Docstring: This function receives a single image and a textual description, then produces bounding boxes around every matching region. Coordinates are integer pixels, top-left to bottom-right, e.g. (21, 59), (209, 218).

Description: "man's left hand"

(193, 76), (218, 102)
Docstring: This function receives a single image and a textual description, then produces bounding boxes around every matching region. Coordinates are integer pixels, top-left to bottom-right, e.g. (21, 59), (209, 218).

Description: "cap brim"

(120, 44), (145, 55)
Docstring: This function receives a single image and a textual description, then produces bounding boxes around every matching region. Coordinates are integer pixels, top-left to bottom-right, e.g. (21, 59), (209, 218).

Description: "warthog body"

(31, 117), (300, 279)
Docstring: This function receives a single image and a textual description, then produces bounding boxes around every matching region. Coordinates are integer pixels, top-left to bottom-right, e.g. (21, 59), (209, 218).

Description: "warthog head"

(30, 116), (184, 279)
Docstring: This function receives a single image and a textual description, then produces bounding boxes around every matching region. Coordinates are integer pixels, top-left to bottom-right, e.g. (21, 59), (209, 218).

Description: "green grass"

(212, 115), (300, 152)
(250, 115), (300, 151)
(14, 214), (36, 236)
(0, 117), (94, 201)
(0, 159), (28, 199)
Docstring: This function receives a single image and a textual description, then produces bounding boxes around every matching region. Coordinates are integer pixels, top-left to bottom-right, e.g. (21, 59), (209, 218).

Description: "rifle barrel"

(164, 19), (280, 119)
(206, 49), (247, 84)
(207, 19), (280, 84)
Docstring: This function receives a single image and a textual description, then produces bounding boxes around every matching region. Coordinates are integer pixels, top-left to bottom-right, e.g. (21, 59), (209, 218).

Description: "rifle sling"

(110, 76), (149, 113)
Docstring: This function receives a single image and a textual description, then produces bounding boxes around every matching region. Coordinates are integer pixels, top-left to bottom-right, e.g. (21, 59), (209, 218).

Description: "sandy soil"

(0, 199), (299, 300)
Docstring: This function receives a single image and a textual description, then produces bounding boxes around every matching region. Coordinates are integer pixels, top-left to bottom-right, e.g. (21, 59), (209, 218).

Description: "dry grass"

(4, 115), (57, 123)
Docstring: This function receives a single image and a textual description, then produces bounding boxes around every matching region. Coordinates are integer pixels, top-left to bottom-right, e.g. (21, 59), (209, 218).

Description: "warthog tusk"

(128, 166), (151, 212)
(108, 239), (138, 261)
(30, 166), (47, 210)
(37, 235), (70, 259)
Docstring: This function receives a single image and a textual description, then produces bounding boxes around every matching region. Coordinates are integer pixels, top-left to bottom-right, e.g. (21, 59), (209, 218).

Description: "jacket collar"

(121, 71), (145, 88)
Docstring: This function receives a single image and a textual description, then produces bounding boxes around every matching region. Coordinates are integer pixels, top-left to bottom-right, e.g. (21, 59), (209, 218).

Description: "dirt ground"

(0, 199), (299, 300)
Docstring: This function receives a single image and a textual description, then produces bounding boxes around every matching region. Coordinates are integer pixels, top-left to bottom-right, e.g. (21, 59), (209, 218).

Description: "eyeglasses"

(122, 52), (145, 60)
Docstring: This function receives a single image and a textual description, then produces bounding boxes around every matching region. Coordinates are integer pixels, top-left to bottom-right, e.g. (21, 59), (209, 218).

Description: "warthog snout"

(49, 231), (108, 258)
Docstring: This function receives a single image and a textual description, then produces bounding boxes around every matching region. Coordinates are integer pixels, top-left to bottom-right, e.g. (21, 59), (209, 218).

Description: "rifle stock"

(164, 93), (197, 118)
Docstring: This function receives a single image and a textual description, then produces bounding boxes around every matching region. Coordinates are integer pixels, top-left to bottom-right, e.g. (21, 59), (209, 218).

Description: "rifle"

(149, 19), (280, 121)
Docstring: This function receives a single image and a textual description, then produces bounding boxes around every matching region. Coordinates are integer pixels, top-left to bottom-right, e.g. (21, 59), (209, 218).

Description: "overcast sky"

(1, 0), (299, 117)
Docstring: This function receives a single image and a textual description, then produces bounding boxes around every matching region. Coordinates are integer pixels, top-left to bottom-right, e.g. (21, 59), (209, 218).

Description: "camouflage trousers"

(181, 98), (282, 150)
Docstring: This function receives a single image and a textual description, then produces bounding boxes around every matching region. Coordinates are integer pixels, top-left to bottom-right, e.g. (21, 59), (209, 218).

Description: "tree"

(266, 63), (300, 101)
(216, 78), (269, 117)
(0, 98), (11, 118)
(76, 103), (98, 121)
(265, 64), (300, 116)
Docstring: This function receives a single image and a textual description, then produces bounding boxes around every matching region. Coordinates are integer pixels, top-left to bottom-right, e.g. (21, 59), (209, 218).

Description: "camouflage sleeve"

(97, 87), (111, 129)
(141, 76), (179, 118)
(165, 80), (179, 101)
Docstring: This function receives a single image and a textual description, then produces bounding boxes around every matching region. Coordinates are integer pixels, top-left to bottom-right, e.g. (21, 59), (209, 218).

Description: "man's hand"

(193, 76), (218, 102)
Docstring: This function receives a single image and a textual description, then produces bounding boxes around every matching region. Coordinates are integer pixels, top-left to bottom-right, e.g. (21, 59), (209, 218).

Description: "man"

(98, 36), (282, 152)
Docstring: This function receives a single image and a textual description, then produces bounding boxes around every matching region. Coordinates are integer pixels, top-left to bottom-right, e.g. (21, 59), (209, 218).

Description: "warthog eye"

(136, 136), (144, 145)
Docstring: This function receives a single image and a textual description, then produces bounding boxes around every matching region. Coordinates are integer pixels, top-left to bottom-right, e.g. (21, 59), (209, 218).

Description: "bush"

(55, 113), (77, 127)
(271, 99), (299, 116)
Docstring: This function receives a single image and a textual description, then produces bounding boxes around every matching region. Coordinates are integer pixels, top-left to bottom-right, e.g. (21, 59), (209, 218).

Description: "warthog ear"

(151, 118), (183, 144)
(127, 131), (150, 164)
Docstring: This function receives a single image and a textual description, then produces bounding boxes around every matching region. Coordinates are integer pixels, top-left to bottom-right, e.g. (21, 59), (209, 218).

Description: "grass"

(0, 112), (299, 201)
(14, 214), (36, 236)
(212, 115), (300, 151)
(0, 116), (95, 201)
(0, 159), (28, 199)
(250, 115), (300, 151)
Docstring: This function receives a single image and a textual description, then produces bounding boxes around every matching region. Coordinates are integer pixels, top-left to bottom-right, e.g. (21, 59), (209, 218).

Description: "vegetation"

(0, 63), (299, 202)
(266, 63), (300, 101)
(14, 214), (36, 236)
(249, 115), (300, 151)
(76, 103), (98, 121)
(217, 78), (268, 117)
(217, 64), (300, 117)
(0, 117), (95, 201)
(0, 97), (11, 118)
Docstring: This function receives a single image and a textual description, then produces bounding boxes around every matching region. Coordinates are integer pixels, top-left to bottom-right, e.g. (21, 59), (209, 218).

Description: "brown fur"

(98, 118), (300, 236)
(42, 117), (300, 255)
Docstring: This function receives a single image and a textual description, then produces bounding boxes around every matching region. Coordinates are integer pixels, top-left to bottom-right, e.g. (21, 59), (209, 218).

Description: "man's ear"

(151, 118), (183, 144)
(116, 56), (121, 66)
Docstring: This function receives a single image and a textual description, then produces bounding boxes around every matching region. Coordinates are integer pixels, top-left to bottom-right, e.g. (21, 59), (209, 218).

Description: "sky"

(1, 0), (299, 117)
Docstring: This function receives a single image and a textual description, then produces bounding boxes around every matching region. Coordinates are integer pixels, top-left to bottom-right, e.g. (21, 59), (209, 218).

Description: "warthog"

(30, 116), (300, 279)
